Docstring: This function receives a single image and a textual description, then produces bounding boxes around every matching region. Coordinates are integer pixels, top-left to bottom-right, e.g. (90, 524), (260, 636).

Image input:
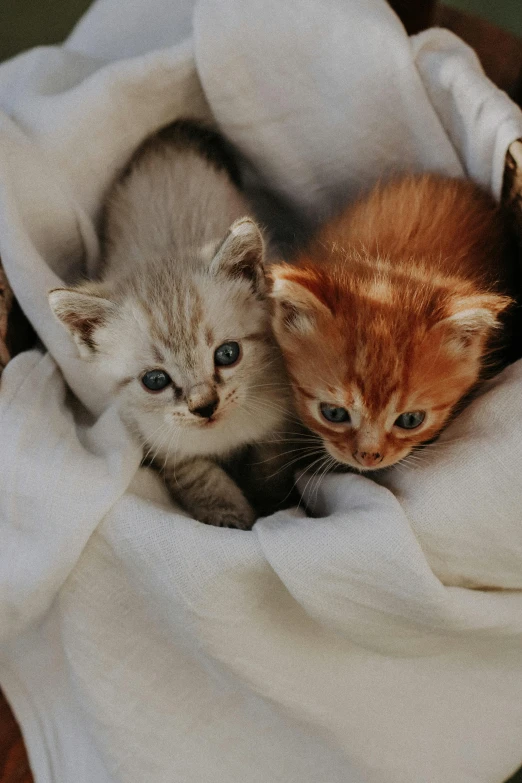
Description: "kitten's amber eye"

(394, 411), (425, 429)
(320, 403), (351, 424)
(214, 341), (240, 367)
(141, 369), (172, 392)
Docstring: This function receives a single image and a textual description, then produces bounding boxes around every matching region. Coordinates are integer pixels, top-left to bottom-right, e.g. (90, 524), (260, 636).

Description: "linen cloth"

(1, 1), (522, 781)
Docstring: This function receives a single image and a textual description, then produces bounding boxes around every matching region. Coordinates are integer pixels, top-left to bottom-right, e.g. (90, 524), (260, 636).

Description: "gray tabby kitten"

(49, 120), (297, 529)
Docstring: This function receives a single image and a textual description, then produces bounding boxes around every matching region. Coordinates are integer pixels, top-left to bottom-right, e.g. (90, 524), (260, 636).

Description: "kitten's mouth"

(202, 413), (221, 426)
(343, 458), (383, 472)
(344, 454), (406, 471)
(186, 414), (221, 428)
(325, 447), (396, 472)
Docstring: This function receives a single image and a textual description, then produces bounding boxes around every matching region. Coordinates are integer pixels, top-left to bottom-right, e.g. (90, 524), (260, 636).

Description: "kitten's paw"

(198, 502), (256, 530)
(165, 456), (257, 530)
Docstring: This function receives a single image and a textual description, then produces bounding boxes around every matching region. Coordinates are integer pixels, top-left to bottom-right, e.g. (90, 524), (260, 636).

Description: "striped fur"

(49, 120), (294, 527)
(270, 174), (515, 471)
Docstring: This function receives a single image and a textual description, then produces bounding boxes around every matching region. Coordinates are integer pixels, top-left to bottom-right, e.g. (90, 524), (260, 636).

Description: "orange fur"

(270, 174), (515, 470)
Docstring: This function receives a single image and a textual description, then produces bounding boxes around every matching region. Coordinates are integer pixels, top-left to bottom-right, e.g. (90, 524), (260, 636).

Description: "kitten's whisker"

(310, 456), (332, 507)
(314, 457), (337, 503)
(168, 429), (184, 490)
(256, 432), (321, 441)
(401, 450), (425, 462)
(243, 398), (305, 427)
(144, 432), (170, 466)
(149, 437), (170, 469)
(247, 396), (303, 418)
(260, 428), (321, 440)
(253, 354), (285, 374)
(297, 455), (330, 514)
(313, 455), (336, 506)
(251, 445), (325, 466)
(247, 382), (293, 390)
(265, 449), (327, 481)
(259, 439), (323, 448)
(142, 422), (170, 463)
(163, 427), (180, 473)
(250, 406), (303, 426)
(435, 436), (468, 447)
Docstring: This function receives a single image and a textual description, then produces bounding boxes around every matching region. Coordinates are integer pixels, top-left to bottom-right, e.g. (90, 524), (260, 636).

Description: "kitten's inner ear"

(269, 268), (332, 335)
(436, 292), (512, 352)
(49, 288), (115, 357)
(209, 217), (265, 294)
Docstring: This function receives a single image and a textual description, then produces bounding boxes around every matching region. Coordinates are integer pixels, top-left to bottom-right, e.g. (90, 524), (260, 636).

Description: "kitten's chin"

(133, 399), (287, 461)
(191, 416), (218, 427)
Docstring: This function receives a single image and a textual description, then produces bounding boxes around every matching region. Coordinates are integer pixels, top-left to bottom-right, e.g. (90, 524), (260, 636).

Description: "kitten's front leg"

(163, 456), (256, 530)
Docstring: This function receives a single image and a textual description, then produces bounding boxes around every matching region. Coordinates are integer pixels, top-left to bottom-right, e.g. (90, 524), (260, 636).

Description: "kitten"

(269, 173), (518, 471)
(49, 120), (296, 528)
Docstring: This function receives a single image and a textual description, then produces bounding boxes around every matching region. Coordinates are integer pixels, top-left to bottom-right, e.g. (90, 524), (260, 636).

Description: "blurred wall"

(445, 0), (521, 35)
(0, 0), (93, 61)
(0, 0), (520, 64)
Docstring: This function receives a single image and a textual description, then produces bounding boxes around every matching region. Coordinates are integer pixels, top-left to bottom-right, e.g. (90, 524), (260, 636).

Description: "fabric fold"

(1, 1), (522, 781)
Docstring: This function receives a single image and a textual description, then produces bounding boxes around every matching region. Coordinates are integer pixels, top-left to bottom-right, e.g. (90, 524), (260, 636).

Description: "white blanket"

(1, 1), (522, 781)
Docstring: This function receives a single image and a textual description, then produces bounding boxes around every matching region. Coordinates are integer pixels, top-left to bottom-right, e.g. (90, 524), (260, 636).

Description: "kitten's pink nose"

(353, 450), (384, 468)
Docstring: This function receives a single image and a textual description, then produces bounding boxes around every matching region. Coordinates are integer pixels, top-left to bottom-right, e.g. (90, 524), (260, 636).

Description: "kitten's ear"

(209, 218), (265, 294)
(49, 287), (115, 358)
(269, 267), (331, 336)
(437, 292), (512, 352)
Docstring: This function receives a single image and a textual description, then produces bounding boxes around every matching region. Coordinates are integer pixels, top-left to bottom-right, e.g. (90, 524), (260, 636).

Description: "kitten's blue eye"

(394, 411), (425, 429)
(320, 403), (351, 424)
(141, 370), (172, 391)
(214, 341), (240, 367)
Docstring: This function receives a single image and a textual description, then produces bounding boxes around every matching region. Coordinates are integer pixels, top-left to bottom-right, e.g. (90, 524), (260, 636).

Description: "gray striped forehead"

(128, 267), (261, 371)
(136, 279), (204, 368)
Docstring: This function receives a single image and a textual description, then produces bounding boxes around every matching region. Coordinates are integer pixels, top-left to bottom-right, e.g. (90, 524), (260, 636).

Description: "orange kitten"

(269, 174), (517, 471)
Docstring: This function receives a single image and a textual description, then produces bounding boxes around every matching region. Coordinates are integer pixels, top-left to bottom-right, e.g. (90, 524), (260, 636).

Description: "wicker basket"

(0, 266), (12, 369)
(0, 7), (521, 782)
(504, 139), (522, 241)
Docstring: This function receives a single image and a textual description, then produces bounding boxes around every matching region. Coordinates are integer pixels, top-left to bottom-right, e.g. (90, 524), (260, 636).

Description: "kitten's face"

(50, 219), (288, 459)
(269, 265), (509, 471)
(96, 279), (281, 459)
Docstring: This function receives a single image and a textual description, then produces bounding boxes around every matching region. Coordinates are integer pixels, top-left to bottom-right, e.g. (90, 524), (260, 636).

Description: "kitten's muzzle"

(353, 450), (383, 468)
(191, 400), (219, 419)
(187, 383), (219, 419)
